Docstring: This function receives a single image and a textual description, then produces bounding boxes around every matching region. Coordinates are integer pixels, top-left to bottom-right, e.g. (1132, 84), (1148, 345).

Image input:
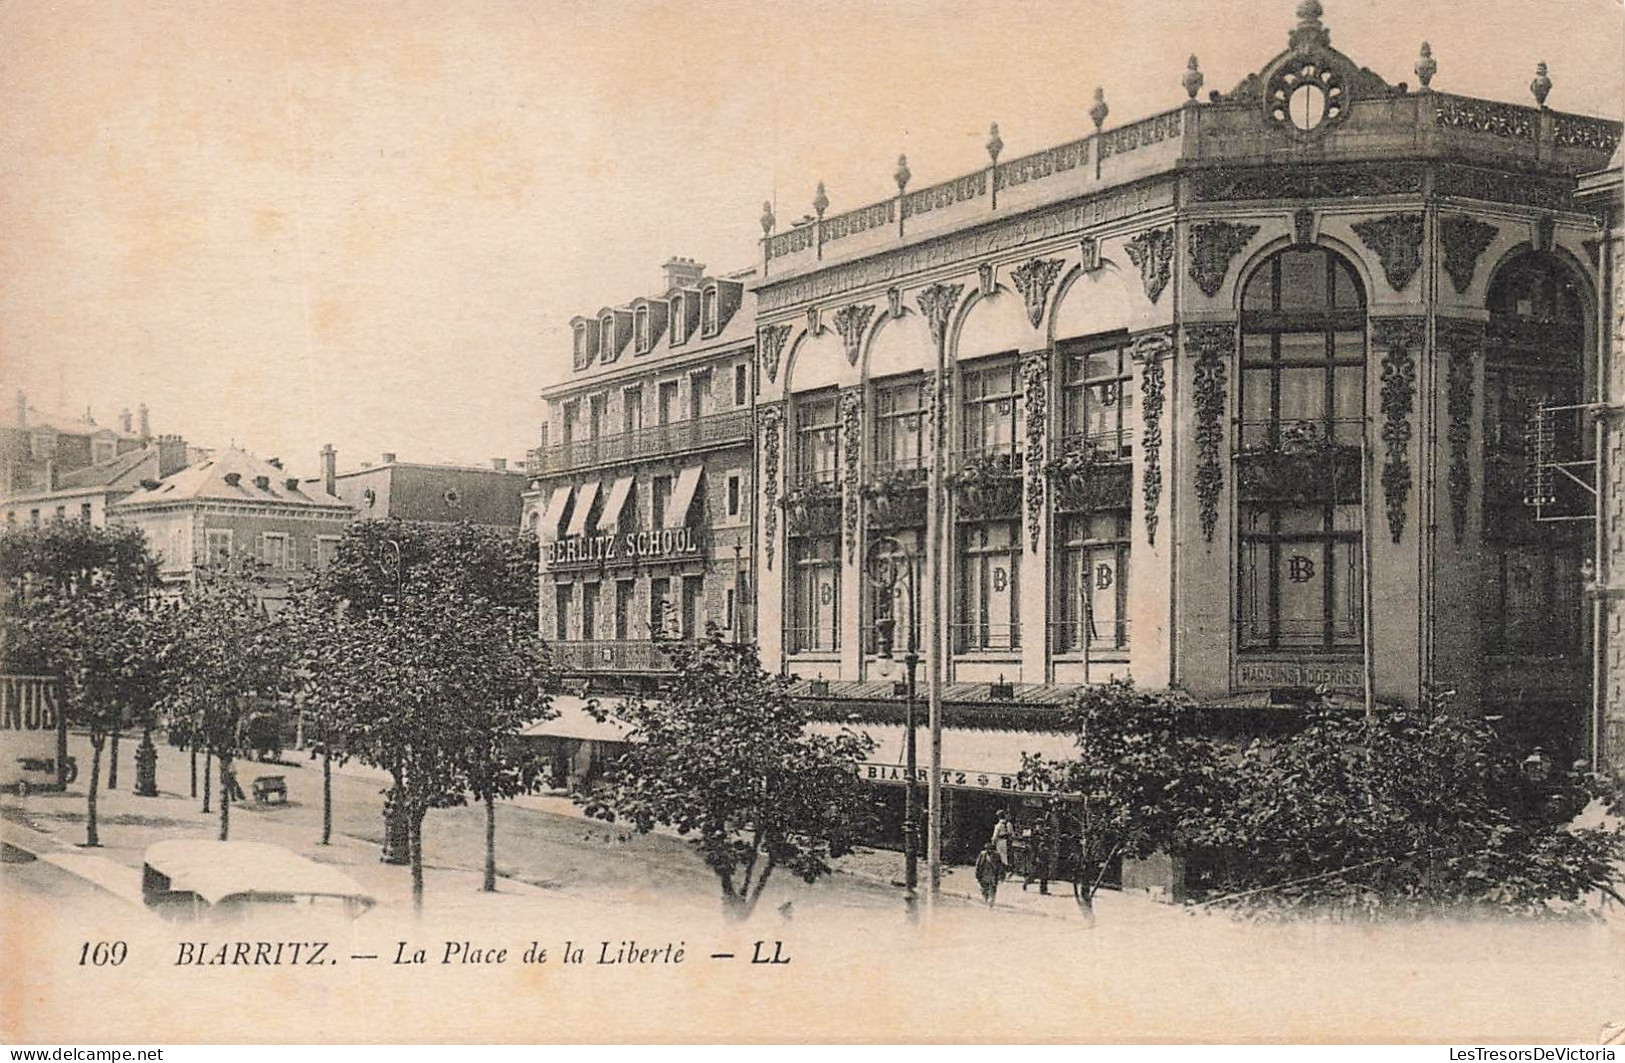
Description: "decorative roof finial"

(1414, 42), (1436, 90)
(1182, 55), (1204, 101)
(986, 123), (1003, 164)
(760, 200), (775, 236)
(1089, 87), (1109, 132)
(1289, 0), (1331, 50)
(1530, 61), (1552, 108)
(894, 154), (911, 192)
(813, 180), (829, 218)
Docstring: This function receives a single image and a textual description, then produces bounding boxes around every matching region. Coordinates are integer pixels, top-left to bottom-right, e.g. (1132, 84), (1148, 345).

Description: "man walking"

(974, 842), (1001, 907)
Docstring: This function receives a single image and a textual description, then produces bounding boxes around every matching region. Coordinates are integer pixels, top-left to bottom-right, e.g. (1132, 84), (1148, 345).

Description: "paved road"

(19, 732), (918, 918)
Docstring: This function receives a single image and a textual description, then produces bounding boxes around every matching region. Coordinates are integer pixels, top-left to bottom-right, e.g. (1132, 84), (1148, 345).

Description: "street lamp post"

(868, 535), (920, 921)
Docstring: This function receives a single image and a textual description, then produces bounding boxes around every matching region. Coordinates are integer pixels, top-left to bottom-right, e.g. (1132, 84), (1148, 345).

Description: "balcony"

(1049, 619), (1131, 657)
(951, 622), (1021, 654)
(862, 461), (928, 529)
(1234, 420), (1362, 506)
(949, 446), (1023, 522)
(552, 639), (695, 674)
(534, 409), (753, 475)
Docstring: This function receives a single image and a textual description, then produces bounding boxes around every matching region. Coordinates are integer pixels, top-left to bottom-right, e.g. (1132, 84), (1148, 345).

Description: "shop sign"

(854, 762), (1061, 795)
(544, 527), (703, 570)
(1234, 659), (1362, 693)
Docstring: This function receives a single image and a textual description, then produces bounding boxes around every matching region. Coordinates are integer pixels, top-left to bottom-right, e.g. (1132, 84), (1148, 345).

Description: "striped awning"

(598, 476), (634, 533)
(664, 465), (703, 529)
(566, 480), (600, 537)
(539, 485), (572, 542)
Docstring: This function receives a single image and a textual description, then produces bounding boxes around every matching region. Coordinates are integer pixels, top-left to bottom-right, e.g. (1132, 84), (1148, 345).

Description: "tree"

(0, 522), (166, 846)
(305, 518), (552, 905)
(1017, 679), (1233, 922)
(442, 592), (555, 892)
(1198, 696), (1625, 919)
(582, 634), (879, 920)
(163, 560), (297, 840)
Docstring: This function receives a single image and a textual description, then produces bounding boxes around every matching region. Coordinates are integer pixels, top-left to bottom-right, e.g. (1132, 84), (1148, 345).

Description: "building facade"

(326, 447), (529, 529)
(2, 392), (150, 497)
(538, 2), (1623, 862)
(111, 447), (354, 601)
(1580, 143), (1624, 774)
(531, 257), (759, 679)
(1, 436), (200, 529)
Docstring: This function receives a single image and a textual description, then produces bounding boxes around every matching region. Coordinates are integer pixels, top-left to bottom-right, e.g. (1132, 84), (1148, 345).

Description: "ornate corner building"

(538, 2), (1623, 858)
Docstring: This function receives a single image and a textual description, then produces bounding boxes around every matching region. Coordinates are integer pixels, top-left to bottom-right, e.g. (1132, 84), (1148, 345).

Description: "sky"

(1, 0), (1620, 481)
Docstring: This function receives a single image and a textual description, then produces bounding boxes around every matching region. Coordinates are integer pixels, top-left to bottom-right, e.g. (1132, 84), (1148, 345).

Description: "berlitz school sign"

(544, 527), (703, 571)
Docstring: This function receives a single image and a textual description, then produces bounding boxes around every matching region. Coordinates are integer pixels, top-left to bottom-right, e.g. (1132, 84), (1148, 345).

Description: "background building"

(530, 256), (758, 684)
(1, 435), (200, 529)
(111, 447), (354, 604)
(325, 447), (529, 529)
(2, 392), (150, 496)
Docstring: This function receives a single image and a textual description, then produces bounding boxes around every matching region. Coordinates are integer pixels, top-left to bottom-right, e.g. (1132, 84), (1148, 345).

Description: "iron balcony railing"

(785, 625), (841, 655)
(552, 639), (696, 673)
(535, 408), (753, 474)
(1048, 619), (1131, 655)
(951, 622), (1021, 654)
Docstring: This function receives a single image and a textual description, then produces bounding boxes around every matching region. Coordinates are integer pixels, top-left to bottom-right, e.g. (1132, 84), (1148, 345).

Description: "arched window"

(600, 316), (615, 361)
(1483, 252), (1588, 655)
(1237, 247), (1366, 652)
(671, 296), (686, 344)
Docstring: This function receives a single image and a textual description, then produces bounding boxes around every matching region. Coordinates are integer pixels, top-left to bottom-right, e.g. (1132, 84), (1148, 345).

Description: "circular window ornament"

(361, 487), (377, 508)
(1268, 60), (1346, 135)
(443, 487), (462, 507)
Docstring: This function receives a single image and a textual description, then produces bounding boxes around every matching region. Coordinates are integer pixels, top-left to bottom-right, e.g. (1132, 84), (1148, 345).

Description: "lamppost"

(868, 534), (920, 921)
(379, 536), (410, 865)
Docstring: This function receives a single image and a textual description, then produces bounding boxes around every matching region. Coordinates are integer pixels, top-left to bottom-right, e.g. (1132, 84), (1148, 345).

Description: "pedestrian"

(1023, 814), (1053, 895)
(974, 842), (1001, 907)
(991, 810), (1014, 878)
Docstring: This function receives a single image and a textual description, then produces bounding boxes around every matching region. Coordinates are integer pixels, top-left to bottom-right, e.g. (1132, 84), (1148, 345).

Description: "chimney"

(491, 457), (507, 471)
(15, 390), (25, 429)
(382, 452), (397, 464)
(320, 444), (336, 496)
(253, 475), (271, 491)
(156, 434), (189, 478)
(120, 408), (133, 434)
(661, 256), (706, 291)
(137, 404), (150, 441)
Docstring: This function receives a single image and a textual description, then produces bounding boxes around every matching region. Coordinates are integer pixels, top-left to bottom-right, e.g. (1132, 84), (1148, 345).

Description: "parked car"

(141, 840), (376, 921)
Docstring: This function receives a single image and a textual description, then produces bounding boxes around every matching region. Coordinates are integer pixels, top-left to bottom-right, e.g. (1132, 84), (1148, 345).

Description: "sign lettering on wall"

(855, 762), (1060, 795)
(1234, 659), (1362, 693)
(543, 527), (704, 570)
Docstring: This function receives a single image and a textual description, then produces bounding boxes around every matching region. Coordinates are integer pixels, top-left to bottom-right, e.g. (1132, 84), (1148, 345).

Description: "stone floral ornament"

(1046, 438), (1132, 514)
(1235, 420), (1361, 505)
(758, 324), (791, 385)
(860, 465), (928, 530)
(1135, 332), (1170, 546)
(779, 478), (842, 537)
(1189, 221), (1260, 299)
(1020, 352), (1049, 551)
(1188, 322), (1232, 543)
(760, 404), (783, 569)
(1353, 213), (1425, 292)
(947, 452), (1022, 523)
(841, 389), (864, 560)
(1375, 317), (1423, 543)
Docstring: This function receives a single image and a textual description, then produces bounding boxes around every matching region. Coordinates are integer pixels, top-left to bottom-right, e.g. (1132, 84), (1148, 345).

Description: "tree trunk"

(218, 755), (232, 841)
(481, 796), (494, 897)
(202, 750), (212, 813)
(85, 737), (105, 848)
(321, 744), (332, 846)
(107, 729), (120, 790)
(189, 743), (197, 799)
(721, 890), (750, 922)
(410, 808), (426, 914)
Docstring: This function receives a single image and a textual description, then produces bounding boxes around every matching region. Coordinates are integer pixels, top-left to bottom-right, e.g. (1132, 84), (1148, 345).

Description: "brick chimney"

(382, 452), (397, 464)
(156, 434), (189, 479)
(661, 256), (706, 290)
(320, 444), (336, 496)
(120, 408), (133, 434)
(491, 457), (507, 471)
(137, 404), (150, 442)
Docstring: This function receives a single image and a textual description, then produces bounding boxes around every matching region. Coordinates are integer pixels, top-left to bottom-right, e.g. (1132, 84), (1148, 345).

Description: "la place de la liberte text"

(169, 938), (794, 968)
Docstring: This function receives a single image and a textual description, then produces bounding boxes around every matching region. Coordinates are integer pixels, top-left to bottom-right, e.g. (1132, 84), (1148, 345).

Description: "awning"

(566, 480), (601, 537)
(807, 722), (1078, 795)
(664, 465), (703, 529)
(539, 485), (572, 542)
(521, 694), (634, 743)
(598, 476), (634, 533)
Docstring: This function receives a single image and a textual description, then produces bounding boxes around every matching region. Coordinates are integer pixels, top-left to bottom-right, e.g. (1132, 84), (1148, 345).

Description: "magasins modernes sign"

(543, 527), (704, 570)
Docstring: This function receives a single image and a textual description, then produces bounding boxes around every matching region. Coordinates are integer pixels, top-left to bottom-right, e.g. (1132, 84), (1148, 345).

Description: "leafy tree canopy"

(583, 634), (879, 919)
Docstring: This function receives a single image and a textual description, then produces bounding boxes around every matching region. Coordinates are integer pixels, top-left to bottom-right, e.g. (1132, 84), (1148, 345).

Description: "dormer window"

(702, 286), (719, 337)
(635, 306), (651, 352)
(573, 323), (591, 369)
(600, 316), (615, 360)
(671, 296), (687, 345)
